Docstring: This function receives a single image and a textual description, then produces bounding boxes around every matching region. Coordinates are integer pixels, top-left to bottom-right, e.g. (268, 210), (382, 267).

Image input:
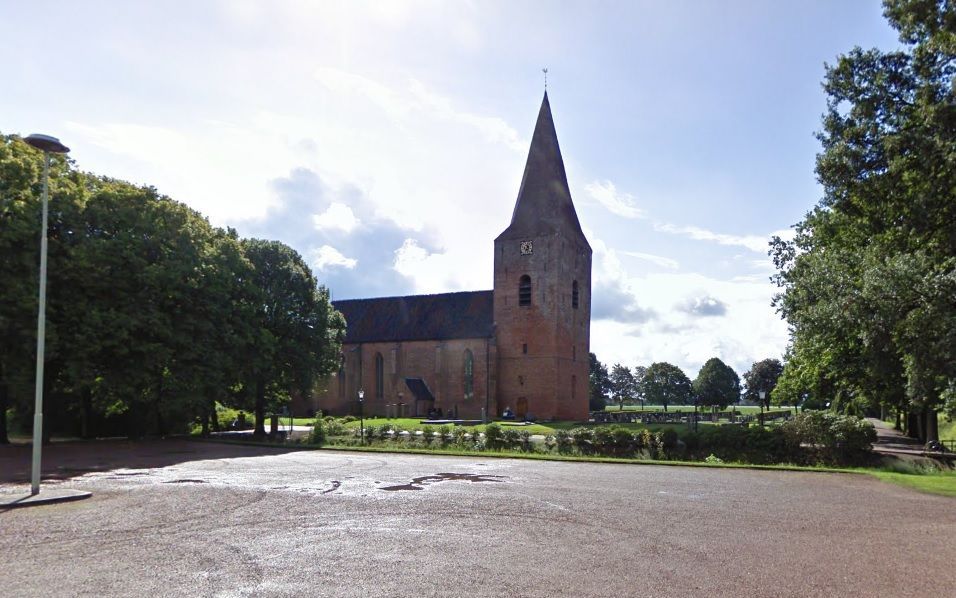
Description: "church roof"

(497, 91), (589, 248)
(333, 290), (493, 343)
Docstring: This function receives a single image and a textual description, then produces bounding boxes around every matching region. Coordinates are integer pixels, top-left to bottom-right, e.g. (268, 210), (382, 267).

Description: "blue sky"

(2, 1), (902, 377)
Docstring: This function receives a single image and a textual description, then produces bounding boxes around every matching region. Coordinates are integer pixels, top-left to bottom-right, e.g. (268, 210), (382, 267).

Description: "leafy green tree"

(694, 358), (741, 410)
(642, 362), (692, 412)
(742, 359), (784, 410)
(588, 352), (610, 411)
(632, 365), (648, 408)
(240, 239), (345, 438)
(609, 363), (636, 411)
(771, 0), (956, 441)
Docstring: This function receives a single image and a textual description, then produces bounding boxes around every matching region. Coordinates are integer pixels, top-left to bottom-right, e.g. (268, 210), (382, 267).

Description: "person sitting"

(502, 407), (515, 420)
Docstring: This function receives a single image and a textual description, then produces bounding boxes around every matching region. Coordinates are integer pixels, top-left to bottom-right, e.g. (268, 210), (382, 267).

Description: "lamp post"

(758, 390), (767, 428)
(357, 389), (365, 445)
(23, 134), (70, 496)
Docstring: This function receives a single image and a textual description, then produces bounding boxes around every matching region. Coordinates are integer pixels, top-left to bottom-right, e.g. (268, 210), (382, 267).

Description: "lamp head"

(358, 389), (365, 400)
(758, 390), (767, 400)
(24, 134), (70, 154)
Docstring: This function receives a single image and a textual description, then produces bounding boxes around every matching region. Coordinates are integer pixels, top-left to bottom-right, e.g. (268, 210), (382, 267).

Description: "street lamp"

(24, 134), (69, 496)
(758, 390), (767, 428)
(357, 389), (365, 445)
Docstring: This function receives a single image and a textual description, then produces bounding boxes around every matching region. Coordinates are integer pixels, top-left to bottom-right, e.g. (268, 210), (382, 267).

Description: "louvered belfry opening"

(519, 275), (532, 306)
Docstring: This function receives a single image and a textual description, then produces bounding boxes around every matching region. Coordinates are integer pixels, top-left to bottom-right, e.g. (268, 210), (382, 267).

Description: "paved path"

(1, 439), (954, 597)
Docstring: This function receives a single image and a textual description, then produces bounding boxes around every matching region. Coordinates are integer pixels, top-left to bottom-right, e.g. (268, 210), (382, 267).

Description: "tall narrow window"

(374, 353), (384, 399)
(519, 275), (532, 306)
(337, 354), (345, 398)
(571, 375), (577, 400)
(572, 280), (579, 309)
(463, 349), (474, 400)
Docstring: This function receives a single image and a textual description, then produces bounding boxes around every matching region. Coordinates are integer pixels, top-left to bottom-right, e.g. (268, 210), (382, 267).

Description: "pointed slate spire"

(498, 92), (588, 246)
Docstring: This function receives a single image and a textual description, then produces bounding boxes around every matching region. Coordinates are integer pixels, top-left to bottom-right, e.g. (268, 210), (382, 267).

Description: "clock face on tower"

(520, 240), (533, 255)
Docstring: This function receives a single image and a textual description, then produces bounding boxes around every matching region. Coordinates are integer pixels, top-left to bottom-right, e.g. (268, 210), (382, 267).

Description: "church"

(319, 92), (592, 421)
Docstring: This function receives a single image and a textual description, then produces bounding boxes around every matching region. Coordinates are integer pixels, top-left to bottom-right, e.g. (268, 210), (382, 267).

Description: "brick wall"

(318, 337), (494, 419)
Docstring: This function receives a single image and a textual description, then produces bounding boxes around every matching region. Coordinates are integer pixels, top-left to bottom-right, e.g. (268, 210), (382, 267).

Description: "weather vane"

(543, 68), (548, 90)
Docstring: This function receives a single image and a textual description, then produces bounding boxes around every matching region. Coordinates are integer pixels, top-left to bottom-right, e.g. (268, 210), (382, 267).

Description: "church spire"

(499, 92), (588, 246)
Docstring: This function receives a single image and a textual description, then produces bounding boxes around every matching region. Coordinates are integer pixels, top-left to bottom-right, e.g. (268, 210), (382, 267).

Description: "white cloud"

(620, 250), (679, 270)
(311, 245), (358, 270)
(584, 180), (646, 219)
(654, 222), (770, 253)
(313, 202), (361, 234)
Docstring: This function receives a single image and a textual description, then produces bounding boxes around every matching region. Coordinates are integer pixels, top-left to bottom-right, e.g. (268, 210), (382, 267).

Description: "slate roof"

(333, 290), (494, 343)
(497, 91), (590, 249)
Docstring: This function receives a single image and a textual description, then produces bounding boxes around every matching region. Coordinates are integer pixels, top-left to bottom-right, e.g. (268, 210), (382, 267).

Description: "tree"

(770, 0), (956, 441)
(632, 365), (648, 408)
(642, 362), (692, 412)
(694, 358), (741, 410)
(588, 353), (610, 411)
(609, 364), (636, 411)
(0, 132), (345, 442)
(240, 239), (345, 438)
(742, 359), (784, 409)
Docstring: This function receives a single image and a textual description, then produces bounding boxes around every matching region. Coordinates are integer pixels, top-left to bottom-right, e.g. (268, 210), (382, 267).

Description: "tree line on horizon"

(0, 133), (346, 443)
(588, 353), (786, 414)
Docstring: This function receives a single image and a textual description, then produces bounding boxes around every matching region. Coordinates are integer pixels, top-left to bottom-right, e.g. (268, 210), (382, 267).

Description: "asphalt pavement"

(1, 439), (954, 597)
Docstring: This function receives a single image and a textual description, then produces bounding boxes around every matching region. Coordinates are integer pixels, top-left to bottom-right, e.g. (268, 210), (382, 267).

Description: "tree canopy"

(742, 358), (784, 409)
(694, 358), (741, 410)
(641, 362), (692, 412)
(0, 133), (345, 441)
(588, 353), (610, 411)
(771, 0), (956, 441)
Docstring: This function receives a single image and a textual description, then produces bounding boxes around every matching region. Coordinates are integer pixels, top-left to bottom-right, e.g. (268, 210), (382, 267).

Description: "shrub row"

(307, 412), (877, 466)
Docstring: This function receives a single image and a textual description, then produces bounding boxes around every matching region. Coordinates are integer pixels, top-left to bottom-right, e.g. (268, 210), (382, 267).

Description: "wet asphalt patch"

(380, 472), (506, 492)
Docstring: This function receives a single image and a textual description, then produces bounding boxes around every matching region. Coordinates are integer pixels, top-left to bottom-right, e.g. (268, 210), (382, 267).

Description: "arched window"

(337, 354), (345, 398)
(374, 353), (384, 399)
(572, 280), (579, 309)
(463, 349), (474, 399)
(519, 275), (532, 306)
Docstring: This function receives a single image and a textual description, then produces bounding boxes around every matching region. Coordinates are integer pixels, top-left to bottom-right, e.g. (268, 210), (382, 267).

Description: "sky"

(1, 0), (903, 378)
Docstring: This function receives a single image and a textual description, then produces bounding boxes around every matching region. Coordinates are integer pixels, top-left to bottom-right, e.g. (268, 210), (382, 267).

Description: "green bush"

(502, 429), (521, 450)
(484, 423), (503, 449)
(570, 427), (595, 455)
(308, 419), (326, 446)
(554, 430), (573, 454)
(341, 415), (356, 423)
(437, 425), (451, 446)
(421, 426), (434, 445)
(519, 430), (533, 452)
(781, 411), (876, 463)
(453, 427), (469, 446)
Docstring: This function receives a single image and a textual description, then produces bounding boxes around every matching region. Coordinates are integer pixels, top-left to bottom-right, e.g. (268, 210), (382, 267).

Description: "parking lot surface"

(1, 440), (954, 597)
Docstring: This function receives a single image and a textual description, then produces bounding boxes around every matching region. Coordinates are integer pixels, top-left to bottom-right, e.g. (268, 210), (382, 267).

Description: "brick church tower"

(493, 92), (592, 421)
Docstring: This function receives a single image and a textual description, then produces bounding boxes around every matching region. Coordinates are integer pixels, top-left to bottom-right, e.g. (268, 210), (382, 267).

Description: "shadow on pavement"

(0, 438), (302, 484)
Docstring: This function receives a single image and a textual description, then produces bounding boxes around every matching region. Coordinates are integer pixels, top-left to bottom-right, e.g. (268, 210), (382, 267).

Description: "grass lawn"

(867, 470), (956, 498)
(939, 414), (955, 442)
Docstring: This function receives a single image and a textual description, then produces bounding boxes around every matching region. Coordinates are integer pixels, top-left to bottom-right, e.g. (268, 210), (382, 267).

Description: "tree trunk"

(906, 411), (920, 439)
(81, 387), (93, 439)
(200, 408), (210, 436)
(925, 408), (938, 443)
(253, 379), (266, 438)
(0, 377), (8, 445)
(210, 400), (221, 432)
(894, 408), (902, 431)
